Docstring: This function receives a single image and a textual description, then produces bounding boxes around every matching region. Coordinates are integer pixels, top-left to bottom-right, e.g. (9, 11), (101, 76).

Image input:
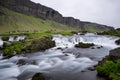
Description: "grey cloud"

(31, 0), (120, 28)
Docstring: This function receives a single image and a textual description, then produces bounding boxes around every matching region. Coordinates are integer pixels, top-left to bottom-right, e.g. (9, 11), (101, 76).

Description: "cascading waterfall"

(0, 33), (119, 80)
(53, 33), (119, 49)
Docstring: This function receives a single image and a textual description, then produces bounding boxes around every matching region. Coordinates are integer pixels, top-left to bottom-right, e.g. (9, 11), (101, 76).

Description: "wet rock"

(57, 47), (64, 50)
(2, 36), (9, 41)
(17, 59), (26, 66)
(75, 42), (95, 48)
(115, 38), (120, 45)
(32, 73), (46, 80)
(91, 47), (95, 49)
(97, 46), (103, 49)
(87, 67), (96, 71)
(108, 47), (120, 61)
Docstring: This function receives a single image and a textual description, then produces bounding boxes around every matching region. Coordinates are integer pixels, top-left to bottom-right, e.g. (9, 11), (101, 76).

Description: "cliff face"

(0, 0), (114, 31)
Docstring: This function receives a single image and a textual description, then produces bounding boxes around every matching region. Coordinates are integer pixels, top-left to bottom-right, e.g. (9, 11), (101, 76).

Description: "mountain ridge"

(0, 0), (114, 32)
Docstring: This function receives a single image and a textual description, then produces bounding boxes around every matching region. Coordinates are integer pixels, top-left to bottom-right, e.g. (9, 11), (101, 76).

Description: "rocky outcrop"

(98, 47), (120, 66)
(0, 0), (114, 31)
(108, 47), (120, 61)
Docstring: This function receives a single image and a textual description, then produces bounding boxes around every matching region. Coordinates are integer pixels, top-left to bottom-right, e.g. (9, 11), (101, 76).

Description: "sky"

(31, 0), (120, 28)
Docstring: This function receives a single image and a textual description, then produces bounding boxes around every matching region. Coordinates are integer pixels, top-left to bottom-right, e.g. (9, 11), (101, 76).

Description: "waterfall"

(53, 33), (119, 49)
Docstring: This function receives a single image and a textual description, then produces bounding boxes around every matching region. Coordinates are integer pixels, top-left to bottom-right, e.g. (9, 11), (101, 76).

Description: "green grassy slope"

(0, 6), (78, 34)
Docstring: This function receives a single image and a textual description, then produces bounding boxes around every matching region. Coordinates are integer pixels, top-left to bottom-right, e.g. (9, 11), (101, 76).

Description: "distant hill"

(0, 0), (114, 33)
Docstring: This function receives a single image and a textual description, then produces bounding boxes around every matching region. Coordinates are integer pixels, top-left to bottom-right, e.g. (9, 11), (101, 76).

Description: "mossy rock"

(23, 37), (55, 53)
(32, 73), (46, 80)
(2, 36), (9, 41)
(115, 39), (120, 45)
(3, 41), (24, 56)
(75, 42), (95, 48)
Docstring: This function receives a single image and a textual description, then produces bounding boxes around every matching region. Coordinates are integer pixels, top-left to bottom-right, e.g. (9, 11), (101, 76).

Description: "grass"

(82, 23), (111, 32)
(97, 28), (120, 37)
(96, 60), (120, 80)
(0, 6), (78, 34)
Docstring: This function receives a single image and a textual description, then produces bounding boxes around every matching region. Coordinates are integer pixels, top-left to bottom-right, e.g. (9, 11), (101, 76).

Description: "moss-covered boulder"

(23, 37), (55, 53)
(32, 73), (46, 80)
(75, 42), (95, 48)
(2, 36), (9, 41)
(3, 41), (24, 56)
(115, 39), (120, 45)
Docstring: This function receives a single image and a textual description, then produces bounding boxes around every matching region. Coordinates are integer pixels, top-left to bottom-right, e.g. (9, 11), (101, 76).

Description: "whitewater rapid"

(0, 33), (119, 80)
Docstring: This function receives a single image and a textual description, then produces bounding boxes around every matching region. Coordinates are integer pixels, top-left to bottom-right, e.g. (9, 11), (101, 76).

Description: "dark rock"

(115, 39), (120, 45)
(108, 47), (120, 61)
(0, 0), (114, 31)
(87, 67), (96, 71)
(97, 46), (103, 49)
(91, 47), (95, 49)
(57, 47), (63, 50)
(17, 59), (26, 66)
(75, 42), (95, 48)
(32, 73), (46, 80)
(2, 36), (9, 41)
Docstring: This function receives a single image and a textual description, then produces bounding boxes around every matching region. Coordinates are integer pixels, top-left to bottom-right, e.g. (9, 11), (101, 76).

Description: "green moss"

(75, 42), (95, 48)
(23, 37), (55, 53)
(2, 36), (9, 41)
(97, 28), (120, 37)
(3, 41), (24, 56)
(96, 60), (120, 80)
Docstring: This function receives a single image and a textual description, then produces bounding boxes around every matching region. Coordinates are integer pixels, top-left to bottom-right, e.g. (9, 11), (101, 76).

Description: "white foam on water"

(53, 34), (120, 49)
(0, 61), (20, 79)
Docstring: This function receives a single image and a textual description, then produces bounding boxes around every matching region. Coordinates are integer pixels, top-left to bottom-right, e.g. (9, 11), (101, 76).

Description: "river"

(0, 33), (119, 80)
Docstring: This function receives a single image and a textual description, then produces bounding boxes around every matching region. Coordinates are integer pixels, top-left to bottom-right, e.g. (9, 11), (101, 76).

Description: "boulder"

(32, 73), (46, 80)
(108, 47), (120, 61)
(115, 39), (120, 45)
(75, 42), (95, 48)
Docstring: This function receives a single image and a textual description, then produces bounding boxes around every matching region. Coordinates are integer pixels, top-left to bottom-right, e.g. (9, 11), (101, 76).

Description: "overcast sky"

(31, 0), (120, 28)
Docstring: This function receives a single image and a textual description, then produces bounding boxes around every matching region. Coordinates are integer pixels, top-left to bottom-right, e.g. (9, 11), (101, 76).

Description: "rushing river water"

(0, 33), (119, 80)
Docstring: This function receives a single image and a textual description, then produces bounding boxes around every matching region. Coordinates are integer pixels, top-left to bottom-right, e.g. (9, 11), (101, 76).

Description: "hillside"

(0, 0), (114, 34)
(0, 6), (77, 34)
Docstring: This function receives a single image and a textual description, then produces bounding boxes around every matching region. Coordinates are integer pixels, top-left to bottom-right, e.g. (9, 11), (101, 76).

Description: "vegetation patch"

(75, 42), (95, 48)
(96, 60), (120, 80)
(3, 41), (24, 56)
(97, 28), (120, 37)
(96, 47), (120, 80)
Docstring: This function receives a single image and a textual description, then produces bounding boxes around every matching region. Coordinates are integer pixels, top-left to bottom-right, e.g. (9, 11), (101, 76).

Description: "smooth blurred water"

(0, 33), (119, 80)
